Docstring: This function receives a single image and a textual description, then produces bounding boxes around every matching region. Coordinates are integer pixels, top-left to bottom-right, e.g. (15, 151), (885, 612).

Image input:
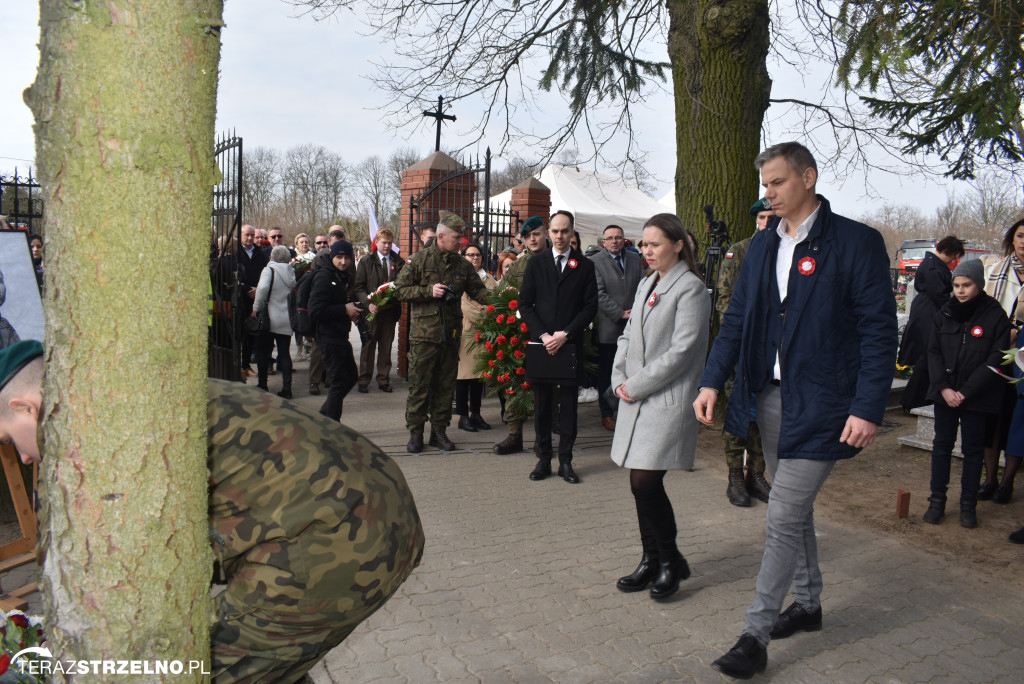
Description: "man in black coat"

(519, 210), (599, 483)
(238, 224), (269, 376)
(308, 240), (360, 421)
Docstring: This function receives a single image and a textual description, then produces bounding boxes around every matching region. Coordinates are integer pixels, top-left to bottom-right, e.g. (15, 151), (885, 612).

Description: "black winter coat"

(926, 292), (1011, 414)
(308, 265), (354, 345)
(899, 251), (953, 365)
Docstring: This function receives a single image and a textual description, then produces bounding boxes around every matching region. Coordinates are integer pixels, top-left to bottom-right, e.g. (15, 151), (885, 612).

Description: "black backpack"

(288, 272), (317, 336)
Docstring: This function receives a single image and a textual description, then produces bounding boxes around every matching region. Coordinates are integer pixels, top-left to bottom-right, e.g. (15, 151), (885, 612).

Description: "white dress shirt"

(773, 203), (820, 380)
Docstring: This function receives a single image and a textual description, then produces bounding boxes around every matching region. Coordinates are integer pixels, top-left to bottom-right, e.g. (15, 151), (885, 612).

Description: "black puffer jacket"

(926, 292), (1011, 414)
(307, 264), (354, 345)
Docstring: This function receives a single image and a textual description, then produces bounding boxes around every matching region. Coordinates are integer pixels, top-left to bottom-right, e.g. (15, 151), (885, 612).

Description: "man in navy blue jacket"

(693, 142), (897, 679)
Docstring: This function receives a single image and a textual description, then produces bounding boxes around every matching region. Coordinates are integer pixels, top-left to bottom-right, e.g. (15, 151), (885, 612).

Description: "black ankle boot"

(616, 553), (659, 592)
(650, 551), (690, 600)
(922, 493), (946, 524)
(960, 495), (978, 528)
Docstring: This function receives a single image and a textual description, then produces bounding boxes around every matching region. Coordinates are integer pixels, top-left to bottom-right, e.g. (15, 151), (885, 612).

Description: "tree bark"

(668, 0), (771, 246)
(26, 1), (223, 679)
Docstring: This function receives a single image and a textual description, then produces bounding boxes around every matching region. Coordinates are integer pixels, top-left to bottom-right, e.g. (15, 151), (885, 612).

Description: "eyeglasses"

(466, 253), (482, 259)
(269, 234), (283, 240)
(315, 241), (328, 246)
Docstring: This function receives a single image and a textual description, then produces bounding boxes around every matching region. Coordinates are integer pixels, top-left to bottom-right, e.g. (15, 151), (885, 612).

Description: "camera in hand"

(352, 301), (373, 345)
(440, 283), (459, 306)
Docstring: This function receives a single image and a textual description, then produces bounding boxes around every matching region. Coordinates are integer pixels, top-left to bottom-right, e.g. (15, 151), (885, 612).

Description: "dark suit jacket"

(519, 247), (599, 358)
(354, 251), (405, 326)
(238, 246), (269, 289)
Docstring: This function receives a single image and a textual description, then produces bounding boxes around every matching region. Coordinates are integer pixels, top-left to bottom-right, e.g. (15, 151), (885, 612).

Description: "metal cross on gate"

(423, 95), (456, 152)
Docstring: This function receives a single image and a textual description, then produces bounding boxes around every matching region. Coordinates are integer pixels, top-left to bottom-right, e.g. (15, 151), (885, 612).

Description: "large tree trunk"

(668, 0), (771, 246)
(26, 1), (223, 679)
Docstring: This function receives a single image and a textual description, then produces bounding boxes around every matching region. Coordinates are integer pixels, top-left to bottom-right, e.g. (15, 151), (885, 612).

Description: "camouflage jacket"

(498, 249), (535, 291)
(207, 379), (424, 608)
(394, 242), (490, 343)
(715, 236), (752, 318)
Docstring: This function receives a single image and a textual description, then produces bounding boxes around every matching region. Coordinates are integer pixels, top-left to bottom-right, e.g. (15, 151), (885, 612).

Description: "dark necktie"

(556, 254), (564, 273)
(615, 254), (624, 272)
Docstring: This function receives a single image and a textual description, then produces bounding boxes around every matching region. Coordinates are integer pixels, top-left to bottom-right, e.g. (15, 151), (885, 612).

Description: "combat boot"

(727, 468), (751, 507)
(429, 429), (456, 451)
(922, 493), (946, 524)
(493, 432), (523, 455)
(747, 470), (771, 503)
(406, 431), (424, 454)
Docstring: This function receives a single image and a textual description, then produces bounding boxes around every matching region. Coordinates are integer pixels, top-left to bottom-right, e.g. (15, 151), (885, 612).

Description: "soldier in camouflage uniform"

(493, 216), (549, 454)
(395, 211), (492, 454)
(715, 198), (775, 506)
(0, 341), (424, 684)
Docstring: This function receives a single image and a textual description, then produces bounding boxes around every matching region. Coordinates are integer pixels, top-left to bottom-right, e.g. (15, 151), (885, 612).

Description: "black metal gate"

(408, 148), (519, 268)
(0, 169), (44, 234)
(209, 131), (243, 381)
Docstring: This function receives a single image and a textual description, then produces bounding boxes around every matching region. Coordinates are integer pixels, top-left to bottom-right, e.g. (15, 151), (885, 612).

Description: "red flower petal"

(496, 314), (505, 324)
(520, 323), (529, 333)
(508, 300), (519, 310)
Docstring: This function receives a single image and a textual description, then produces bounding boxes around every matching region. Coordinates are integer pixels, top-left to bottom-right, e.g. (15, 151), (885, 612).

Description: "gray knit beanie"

(951, 258), (984, 290)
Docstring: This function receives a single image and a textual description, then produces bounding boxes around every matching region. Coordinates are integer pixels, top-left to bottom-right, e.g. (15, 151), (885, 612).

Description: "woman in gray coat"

(611, 213), (710, 600)
(253, 245), (297, 397)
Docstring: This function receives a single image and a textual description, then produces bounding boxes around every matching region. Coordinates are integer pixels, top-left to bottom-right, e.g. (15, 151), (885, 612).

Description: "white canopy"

(489, 165), (670, 248)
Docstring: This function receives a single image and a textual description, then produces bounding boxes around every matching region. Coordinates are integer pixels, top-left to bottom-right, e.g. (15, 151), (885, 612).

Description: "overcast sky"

(0, 1), (1000, 218)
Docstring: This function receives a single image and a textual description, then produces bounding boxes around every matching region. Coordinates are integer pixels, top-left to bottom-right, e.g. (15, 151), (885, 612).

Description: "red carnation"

(522, 381), (532, 390)
(520, 323), (529, 333)
(505, 388), (515, 395)
(486, 305), (496, 313)
(475, 332), (481, 342)
(0, 652), (10, 675)
(488, 360), (496, 368)
(516, 367), (525, 375)
(10, 614), (28, 629)
(510, 336), (520, 346)
(496, 350), (505, 360)
(496, 335), (507, 345)
(496, 314), (505, 324)
(514, 349), (525, 359)
(508, 300), (519, 310)
(486, 341), (494, 351)
(484, 372), (493, 379)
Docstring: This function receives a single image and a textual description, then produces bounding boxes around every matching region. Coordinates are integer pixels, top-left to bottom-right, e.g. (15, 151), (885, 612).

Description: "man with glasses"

(592, 224), (643, 431)
(314, 235), (329, 252)
(354, 229), (403, 393)
(265, 227), (295, 259)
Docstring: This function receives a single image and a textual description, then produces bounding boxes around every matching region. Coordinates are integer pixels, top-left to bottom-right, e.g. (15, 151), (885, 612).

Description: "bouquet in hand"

(366, 282), (398, 322)
(289, 251), (316, 277)
(471, 286), (533, 416)
(0, 610), (47, 682)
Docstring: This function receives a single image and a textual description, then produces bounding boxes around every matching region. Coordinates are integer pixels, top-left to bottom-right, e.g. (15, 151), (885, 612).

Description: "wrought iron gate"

(209, 131), (243, 381)
(0, 168), (44, 234)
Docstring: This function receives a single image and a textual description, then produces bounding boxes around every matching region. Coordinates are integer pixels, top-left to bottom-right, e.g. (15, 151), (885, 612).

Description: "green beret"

(437, 210), (465, 230)
(749, 197), (772, 216)
(0, 340), (43, 392)
(520, 216), (545, 237)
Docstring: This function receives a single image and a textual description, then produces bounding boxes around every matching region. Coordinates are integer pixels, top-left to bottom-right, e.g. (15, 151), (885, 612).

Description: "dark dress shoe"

(650, 552), (690, 600)
(1010, 526), (1024, 544)
(616, 553), (658, 592)
(358, 384), (369, 394)
(470, 413), (491, 430)
(977, 481), (997, 501)
(378, 384), (393, 393)
(529, 460), (552, 481)
(429, 430), (457, 451)
(993, 485), (1012, 504)
(770, 602), (822, 639)
(458, 415), (478, 432)
(309, 383), (320, 395)
(711, 635), (767, 679)
(558, 462), (581, 484)
(277, 389), (292, 400)
(601, 416), (616, 431)
(493, 434), (523, 455)
(407, 432), (424, 454)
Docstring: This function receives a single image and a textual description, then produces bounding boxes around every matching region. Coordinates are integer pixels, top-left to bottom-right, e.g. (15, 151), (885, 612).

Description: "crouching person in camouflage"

(0, 340), (425, 684)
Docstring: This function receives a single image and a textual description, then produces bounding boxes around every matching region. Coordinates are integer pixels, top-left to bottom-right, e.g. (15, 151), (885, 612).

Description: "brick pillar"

(508, 176), (551, 233)
(396, 151), (474, 377)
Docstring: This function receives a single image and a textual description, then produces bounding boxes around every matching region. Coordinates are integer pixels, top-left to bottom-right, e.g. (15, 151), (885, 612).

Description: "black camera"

(440, 283), (459, 306)
(352, 301), (373, 345)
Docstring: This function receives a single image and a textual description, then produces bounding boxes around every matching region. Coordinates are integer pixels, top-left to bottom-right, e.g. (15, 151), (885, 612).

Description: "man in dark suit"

(354, 228), (404, 393)
(519, 210), (599, 484)
(592, 224), (644, 431)
(238, 224), (269, 376)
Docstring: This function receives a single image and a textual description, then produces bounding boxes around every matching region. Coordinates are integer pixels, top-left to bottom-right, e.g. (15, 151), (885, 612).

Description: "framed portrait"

(0, 229), (44, 346)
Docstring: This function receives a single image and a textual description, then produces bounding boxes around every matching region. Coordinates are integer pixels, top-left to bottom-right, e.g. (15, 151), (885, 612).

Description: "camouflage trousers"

(211, 529), (424, 683)
(722, 374), (765, 471)
(406, 340), (460, 432)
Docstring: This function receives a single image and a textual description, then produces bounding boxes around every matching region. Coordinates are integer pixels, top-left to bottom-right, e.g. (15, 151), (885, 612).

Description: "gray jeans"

(743, 384), (835, 646)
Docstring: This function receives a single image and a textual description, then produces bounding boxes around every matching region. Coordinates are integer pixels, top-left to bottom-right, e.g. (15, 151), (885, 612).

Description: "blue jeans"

(743, 384), (835, 647)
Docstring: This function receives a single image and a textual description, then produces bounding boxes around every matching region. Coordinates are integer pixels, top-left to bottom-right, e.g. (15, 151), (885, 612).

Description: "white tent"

(489, 165), (669, 248)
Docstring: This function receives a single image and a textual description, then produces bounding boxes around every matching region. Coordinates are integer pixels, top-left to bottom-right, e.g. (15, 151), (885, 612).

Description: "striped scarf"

(986, 254), (1024, 322)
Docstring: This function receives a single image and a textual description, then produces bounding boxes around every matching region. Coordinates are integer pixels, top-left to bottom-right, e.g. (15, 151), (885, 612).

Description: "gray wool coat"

(609, 259), (710, 470)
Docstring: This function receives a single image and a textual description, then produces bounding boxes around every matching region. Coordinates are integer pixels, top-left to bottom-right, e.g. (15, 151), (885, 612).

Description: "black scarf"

(946, 293), (983, 322)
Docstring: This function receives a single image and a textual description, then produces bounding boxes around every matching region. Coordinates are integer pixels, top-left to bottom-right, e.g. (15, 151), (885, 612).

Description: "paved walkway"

(289, 345), (1024, 684)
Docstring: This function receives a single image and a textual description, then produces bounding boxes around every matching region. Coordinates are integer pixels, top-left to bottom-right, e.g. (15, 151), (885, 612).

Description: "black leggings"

(630, 469), (678, 557)
(455, 379), (484, 415)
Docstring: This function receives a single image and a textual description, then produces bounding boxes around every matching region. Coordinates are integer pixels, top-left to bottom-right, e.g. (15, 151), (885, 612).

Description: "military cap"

(437, 211), (465, 231)
(0, 340), (43, 392)
(750, 197), (772, 216)
(520, 215), (545, 237)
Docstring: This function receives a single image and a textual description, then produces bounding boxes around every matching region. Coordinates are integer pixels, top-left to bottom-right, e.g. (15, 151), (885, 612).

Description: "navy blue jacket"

(699, 196), (898, 460)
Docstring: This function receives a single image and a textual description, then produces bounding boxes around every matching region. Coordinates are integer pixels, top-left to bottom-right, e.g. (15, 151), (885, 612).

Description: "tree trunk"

(668, 0), (771, 246)
(26, 1), (223, 679)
